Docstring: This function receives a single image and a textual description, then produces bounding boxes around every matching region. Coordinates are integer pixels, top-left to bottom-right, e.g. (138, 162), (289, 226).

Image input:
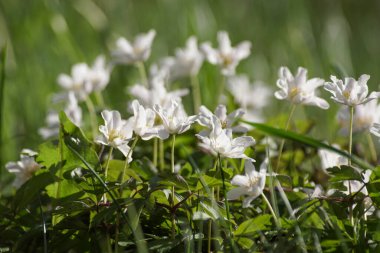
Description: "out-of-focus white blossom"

(112, 30), (156, 64)
(6, 149), (41, 188)
(129, 100), (168, 140)
(275, 67), (329, 109)
(39, 92), (82, 139)
(164, 36), (204, 80)
(96, 110), (133, 160)
(227, 159), (267, 208)
(337, 99), (380, 134)
(154, 100), (196, 135)
(324, 74), (380, 106)
(201, 31), (251, 76)
(318, 144), (348, 173)
(228, 75), (271, 123)
(129, 75), (188, 108)
(196, 115), (255, 159)
(197, 104), (247, 133)
(87, 55), (110, 92)
(57, 63), (92, 101)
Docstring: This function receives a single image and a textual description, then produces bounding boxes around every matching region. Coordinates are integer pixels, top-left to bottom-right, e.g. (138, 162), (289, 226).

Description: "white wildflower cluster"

(9, 28), (380, 216)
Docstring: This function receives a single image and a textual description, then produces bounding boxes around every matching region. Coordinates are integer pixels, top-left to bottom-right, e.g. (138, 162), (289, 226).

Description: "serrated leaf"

(327, 165), (362, 182)
(234, 214), (272, 236)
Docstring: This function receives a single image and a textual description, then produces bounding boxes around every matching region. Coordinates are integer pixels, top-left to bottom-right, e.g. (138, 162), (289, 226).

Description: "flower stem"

(276, 104), (296, 171)
(85, 96), (98, 139)
(103, 147), (113, 203)
(218, 154), (232, 235)
(366, 132), (377, 164)
(217, 75), (226, 104)
(159, 139), (165, 171)
(95, 90), (105, 108)
(171, 135), (176, 173)
(153, 138), (158, 168)
(208, 187), (214, 253)
(136, 61), (149, 88)
(121, 137), (139, 184)
(171, 134), (176, 239)
(348, 106), (354, 228)
(261, 192), (280, 228)
(191, 75), (201, 114)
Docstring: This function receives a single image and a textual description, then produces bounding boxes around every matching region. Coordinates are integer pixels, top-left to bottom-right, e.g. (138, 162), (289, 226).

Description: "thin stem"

(191, 75), (201, 113)
(95, 91), (105, 108)
(104, 147), (113, 180)
(121, 137), (139, 184)
(348, 106), (355, 233)
(218, 154), (232, 235)
(171, 134), (176, 239)
(153, 138), (158, 167)
(85, 96), (98, 139)
(261, 192), (280, 228)
(171, 135), (176, 173)
(366, 132), (377, 164)
(136, 61), (149, 88)
(217, 75), (226, 104)
(116, 136), (138, 253)
(103, 147), (114, 203)
(348, 106), (354, 166)
(159, 139), (165, 171)
(276, 104), (296, 171)
(38, 195), (48, 253)
(208, 187), (214, 253)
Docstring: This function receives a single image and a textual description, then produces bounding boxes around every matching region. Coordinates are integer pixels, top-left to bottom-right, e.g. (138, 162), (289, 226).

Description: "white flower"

(197, 104), (247, 133)
(228, 75), (271, 110)
(57, 63), (92, 101)
(318, 145), (348, 173)
(129, 76), (188, 108)
(324, 74), (380, 106)
(154, 100), (196, 135)
(201, 31), (251, 76)
(227, 159), (267, 208)
(96, 110), (133, 159)
(337, 99), (380, 134)
(165, 36), (204, 79)
(196, 115), (255, 159)
(6, 149), (41, 188)
(129, 100), (169, 140)
(275, 67), (329, 109)
(112, 30), (156, 64)
(227, 75), (272, 123)
(39, 93), (82, 139)
(87, 55), (111, 92)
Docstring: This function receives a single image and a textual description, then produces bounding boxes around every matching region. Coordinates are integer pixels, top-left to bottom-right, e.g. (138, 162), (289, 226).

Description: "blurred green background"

(1, 0), (380, 168)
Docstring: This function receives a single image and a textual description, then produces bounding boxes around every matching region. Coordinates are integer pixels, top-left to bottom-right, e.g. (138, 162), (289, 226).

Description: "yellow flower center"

(290, 87), (300, 99)
(249, 176), (260, 186)
(109, 129), (121, 142)
(222, 55), (233, 67)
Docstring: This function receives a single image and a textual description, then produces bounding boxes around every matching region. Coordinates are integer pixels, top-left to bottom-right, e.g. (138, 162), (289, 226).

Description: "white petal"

(227, 187), (247, 200)
(231, 175), (250, 187)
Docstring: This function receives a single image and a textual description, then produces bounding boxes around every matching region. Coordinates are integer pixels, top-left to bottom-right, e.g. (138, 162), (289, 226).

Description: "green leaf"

(234, 214), (272, 236)
(12, 172), (55, 212)
(327, 165), (362, 182)
(107, 159), (142, 182)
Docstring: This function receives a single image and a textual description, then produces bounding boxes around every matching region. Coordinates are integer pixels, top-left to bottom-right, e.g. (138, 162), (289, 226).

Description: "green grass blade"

(242, 120), (374, 171)
(0, 44), (6, 170)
